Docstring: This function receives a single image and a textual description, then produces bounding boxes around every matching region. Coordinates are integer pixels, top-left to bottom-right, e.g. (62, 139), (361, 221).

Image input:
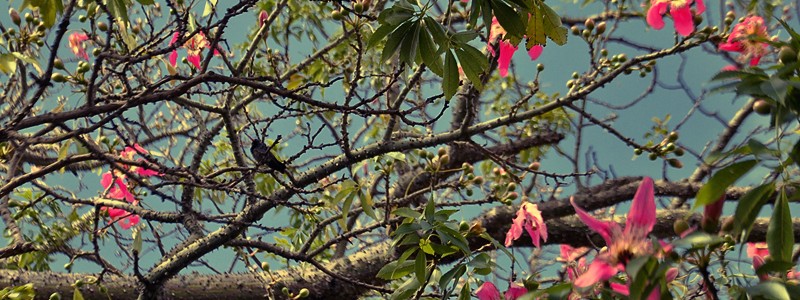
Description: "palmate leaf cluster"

(369, 0), (566, 100)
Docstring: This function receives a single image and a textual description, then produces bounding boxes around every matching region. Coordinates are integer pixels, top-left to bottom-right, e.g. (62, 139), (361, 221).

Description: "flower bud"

(9, 8), (20, 26)
(584, 18), (595, 30)
(667, 158), (683, 169)
(298, 288), (310, 298)
(595, 22), (606, 35)
(673, 219), (690, 235)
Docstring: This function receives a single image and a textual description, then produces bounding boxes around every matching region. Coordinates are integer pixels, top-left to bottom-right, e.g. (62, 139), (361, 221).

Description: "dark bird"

(250, 139), (287, 172)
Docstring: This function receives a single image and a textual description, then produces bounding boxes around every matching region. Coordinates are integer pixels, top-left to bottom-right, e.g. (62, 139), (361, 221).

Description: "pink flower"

(475, 282), (501, 300)
(120, 144), (161, 176)
(718, 16), (770, 66)
(505, 283), (528, 300)
(560, 245), (589, 281)
(505, 202), (548, 247)
(488, 18), (543, 77)
(102, 206), (140, 229)
(100, 144), (159, 229)
(168, 31), (222, 69)
(570, 177), (658, 288)
(746, 242), (769, 258)
(701, 195), (724, 231)
(646, 0), (705, 36)
(609, 268), (678, 300)
(258, 11), (269, 27)
(69, 32), (90, 60)
(101, 172), (136, 203)
(475, 281), (528, 300)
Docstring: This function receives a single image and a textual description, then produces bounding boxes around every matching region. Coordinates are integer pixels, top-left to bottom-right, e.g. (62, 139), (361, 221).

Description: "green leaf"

(526, 5), (546, 45)
(791, 139), (800, 170)
(451, 30), (480, 44)
(11, 52), (42, 75)
(73, 288), (84, 300)
(424, 16), (447, 44)
(732, 182), (774, 241)
(443, 50), (459, 100)
(672, 231), (724, 249)
(423, 197), (435, 222)
(106, 0), (130, 23)
(490, 0), (525, 37)
(391, 277), (421, 300)
(381, 21), (413, 62)
(399, 22), (421, 65)
(761, 76), (789, 105)
(360, 190), (378, 221)
(755, 259), (794, 276)
(203, 0), (217, 17)
(0, 53), (17, 75)
(377, 259), (415, 280)
(132, 228), (142, 253)
(418, 27), (443, 76)
(58, 139), (72, 160)
(439, 264), (466, 290)
(694, 160), (757, 209)
(368, 24), (399, 50)
(540, 3), (567, 45)
(414, 251), (427, 284)
(385, 152), (406, 161)
(436, 225), (470, 254)
(746, 281), (790, 300)
(393, 207), (421, 219)
(135, 0), (155, 4)
(379, 3), (415, 25)
(458, 281), (471, 300)
(455, 45), (487, 90)
(767, 190), (794, 262)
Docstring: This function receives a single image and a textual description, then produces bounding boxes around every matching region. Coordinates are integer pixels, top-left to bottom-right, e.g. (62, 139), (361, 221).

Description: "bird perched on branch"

(250, 137), (287, 172)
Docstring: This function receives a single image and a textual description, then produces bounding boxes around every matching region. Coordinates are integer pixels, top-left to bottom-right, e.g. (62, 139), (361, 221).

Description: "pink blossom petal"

(702, 195), (725, 225)
(505, 284), (527, 300)
(571, 197), (618, 245)
(749, 55), (762, 66)
(119, 214), (140, 229)
(497, 41), (517, 77)
(527, 45), (543, 60)
(646, 2), (668, 30)
(475, 282), (501, 300)
(666, 268), (678, 282)
(169, 50), (178, 67)
(101, 172), (113, 189)
(752, 255), (769, 281)
(610, 282), (629, 295)
(670, 5), (695, 36)
(694, 0), (706, 14)
(136, 168), (160, 177)
(624, 177), (656, 237)
(721, 65), (739, 71)
(573, 259), (620, 288)
(718, 42), (743, 52)
(746, 242), (769, 258)
(187, 54), (202, 69)
(505, 221), (522, 247)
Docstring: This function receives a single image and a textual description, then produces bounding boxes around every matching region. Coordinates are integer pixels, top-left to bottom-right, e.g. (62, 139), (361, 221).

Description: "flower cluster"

(69, 32), (90, 60)
(488, 17), (543, 77)
(504, 202), (547, 247)
(168, 31), (222, 69)
(719, 16), (770, 66)
(100, 144), (159, 229)
(570, 177), (672, 297)
(476, 281), (527, 300)
(646, 0), (705, 36)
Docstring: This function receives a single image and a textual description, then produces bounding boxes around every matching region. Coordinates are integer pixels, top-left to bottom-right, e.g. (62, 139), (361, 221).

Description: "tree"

(0, 0), (798, 299)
